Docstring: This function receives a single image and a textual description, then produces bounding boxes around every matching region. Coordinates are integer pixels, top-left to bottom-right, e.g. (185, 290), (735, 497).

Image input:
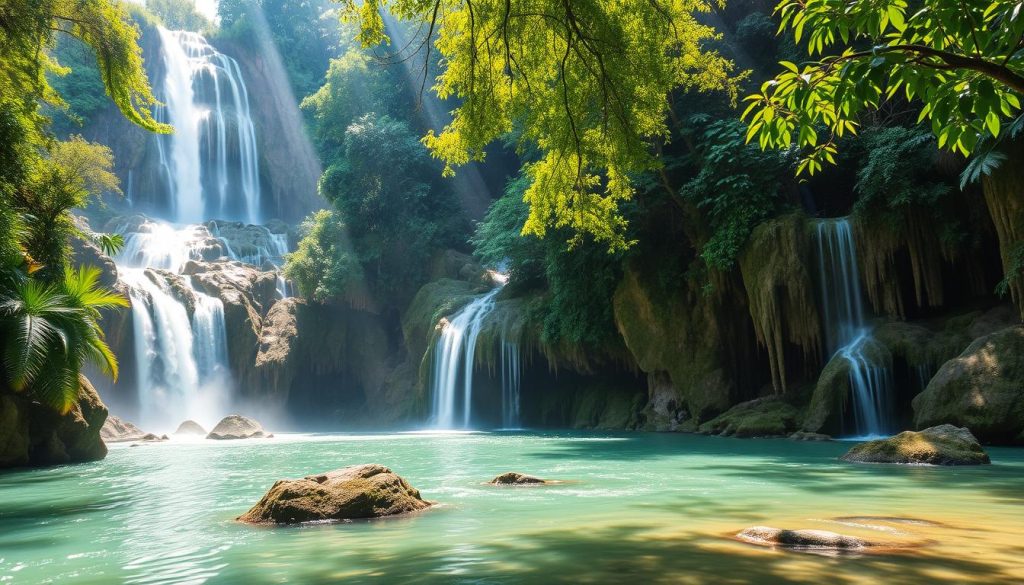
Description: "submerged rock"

(736, 526), (871, 550)
(206, 415), (266, 440)
(100, 415), (149, 443)
(840, 425), (991, 465)
(489, 472), (547, 485)
(238, 464), (431, 524)
(174, 420), (206, 435)
(913, 326), (1024, 444)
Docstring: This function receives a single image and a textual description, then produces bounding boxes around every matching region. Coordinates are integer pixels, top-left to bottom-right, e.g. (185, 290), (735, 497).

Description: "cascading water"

(156, 28), (262, 224)
(814, 218), (894, 437)
(431, 288), (500, 428)
(500, 340), (521, 429)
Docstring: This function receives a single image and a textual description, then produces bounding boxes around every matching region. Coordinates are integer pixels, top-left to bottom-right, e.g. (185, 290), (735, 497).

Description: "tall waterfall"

(431, 288), (500, 428)
(814, 219), (894, 437)
(156, 28), (262, 224)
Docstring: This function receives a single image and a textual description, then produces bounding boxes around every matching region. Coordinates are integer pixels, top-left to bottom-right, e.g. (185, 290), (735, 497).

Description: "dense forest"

(1, 1), (1023, 582)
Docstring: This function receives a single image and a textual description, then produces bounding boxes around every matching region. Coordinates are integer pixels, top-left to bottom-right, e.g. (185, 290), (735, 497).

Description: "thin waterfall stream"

(814, 218), (894, 437)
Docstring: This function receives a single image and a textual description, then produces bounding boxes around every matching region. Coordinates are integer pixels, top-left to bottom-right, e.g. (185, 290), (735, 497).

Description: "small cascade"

(431, 288), (501, 428)
(814, 218), (894, 437)
(500, 340), (521, 429)
(156, 28), (262, 224)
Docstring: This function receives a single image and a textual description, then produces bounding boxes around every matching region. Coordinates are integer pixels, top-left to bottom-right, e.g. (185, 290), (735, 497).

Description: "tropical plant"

(744, 0), (1024, 174)
(0, 266), (127, 413)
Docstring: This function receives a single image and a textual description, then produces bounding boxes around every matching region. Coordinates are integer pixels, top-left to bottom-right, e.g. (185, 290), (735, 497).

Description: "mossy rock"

(238, 464), (432, 523)
(803, 337), (891, 435)
(913, 326), (1024, 444)
(840, 425), (990, 465)
(699, 397), (800, 438)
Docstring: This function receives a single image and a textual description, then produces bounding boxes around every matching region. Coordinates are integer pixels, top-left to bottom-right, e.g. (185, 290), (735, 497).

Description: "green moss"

(699, 398), (800, 438)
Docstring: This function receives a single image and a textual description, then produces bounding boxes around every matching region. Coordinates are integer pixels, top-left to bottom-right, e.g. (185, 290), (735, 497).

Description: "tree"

(743, 0), (1024, 174)
(147, 0), (213, 31)
(339, 0), (740, 250)
(0, 266), (128, 414)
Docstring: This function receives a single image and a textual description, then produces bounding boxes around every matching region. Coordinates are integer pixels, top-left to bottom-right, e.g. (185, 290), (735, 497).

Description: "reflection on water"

(1, 432), (1022, 584)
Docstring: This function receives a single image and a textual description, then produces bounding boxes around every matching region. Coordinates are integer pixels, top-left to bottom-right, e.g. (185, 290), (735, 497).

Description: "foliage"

(680, 118), (792, 270)
(48, 37), (107, 134)
(8, 136), (120, 281)
(0, 266), (127, 413)
(0, 0), (170, 135)
(147, 0), (213, 31)
(340, 0), (741, 250)
(288, 114), (462, 305)
(472, 175), (624, 349)
(744, 0), (1024, 174)
(853, 127), (952, 218)
(285, 210), (363, 302)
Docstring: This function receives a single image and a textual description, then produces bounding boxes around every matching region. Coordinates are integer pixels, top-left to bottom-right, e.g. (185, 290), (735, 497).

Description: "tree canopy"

(744, 0), (1024, 174)
(339, 0), (741, 250)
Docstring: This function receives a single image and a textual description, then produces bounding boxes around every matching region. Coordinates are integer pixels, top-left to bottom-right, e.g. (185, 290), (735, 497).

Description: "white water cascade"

(156, 28), (262, 224)
(431, 288), (500, 428)
(814, 218), (894, 437)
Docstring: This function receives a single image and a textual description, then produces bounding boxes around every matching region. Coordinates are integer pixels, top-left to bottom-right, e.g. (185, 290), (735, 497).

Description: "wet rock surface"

(489, 472), (548, 485)
(840, 425), (991, 465)
(206, 415), (266, 440)
(238, 464), (431, 524)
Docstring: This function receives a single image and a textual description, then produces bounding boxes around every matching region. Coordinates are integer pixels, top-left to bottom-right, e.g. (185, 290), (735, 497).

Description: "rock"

(698, 397), (800, 438)
(489, 472), (547, 485)
(840, 425), (991, 465)
(0, 377), (108, 468)
(789, 431), (832, 441)
(206, 415), (266, 440)
(913, 326), (1024, 444)
(70, 234), (119, 287)
(174, 420), (206, 435)
(736, 526), (871, 550)
(804, 337), (891, 435)
(237, 464), (431, 524)
(100, 415), (149, 443)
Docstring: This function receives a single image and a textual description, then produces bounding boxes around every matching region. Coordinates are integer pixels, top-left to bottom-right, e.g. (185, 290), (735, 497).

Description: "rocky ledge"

(238, 464), (432, 524)
(840, 425), (991, 465)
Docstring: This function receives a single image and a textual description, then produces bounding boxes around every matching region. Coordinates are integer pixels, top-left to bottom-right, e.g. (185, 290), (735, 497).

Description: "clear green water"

(1, 432), (1022, 584)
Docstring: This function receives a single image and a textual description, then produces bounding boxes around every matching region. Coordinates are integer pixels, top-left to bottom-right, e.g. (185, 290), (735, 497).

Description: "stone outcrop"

(0, 378), (108, 468)
(699, 397), (800, 438)
(238, 464), (431, 524)
(736, 526), (872, 550)
(913, 326), (1024, 444)
(100, 415), (149, 443)
(174, 420), (206, 435)
(206, 415), (267, 440)
(840, 425), (990, 465)
(488, 472), (547, 485)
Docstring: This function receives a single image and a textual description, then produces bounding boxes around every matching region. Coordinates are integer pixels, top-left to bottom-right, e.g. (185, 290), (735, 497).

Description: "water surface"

(1, 432), (1021, 584)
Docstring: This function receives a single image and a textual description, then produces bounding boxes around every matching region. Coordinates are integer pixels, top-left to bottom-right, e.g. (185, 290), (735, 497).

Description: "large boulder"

(0, 377), (108, 468)
(840, 425), (990, 465)
(736, 526), (872, 550)
(100, 415), (149, 443)
(174, 420), (206, 435)
(913, 326), (1024, 444)
(238, 464), (432, 524)
(207, 415), (266, 440)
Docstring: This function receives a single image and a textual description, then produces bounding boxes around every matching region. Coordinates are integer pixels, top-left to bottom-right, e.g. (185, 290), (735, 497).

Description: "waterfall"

(431, 288), (501, 428)
(156, 28), (262, 224)
(814, 218), (894, 437)
(120, 268), (230, 430)
(500, 340), (521, 429)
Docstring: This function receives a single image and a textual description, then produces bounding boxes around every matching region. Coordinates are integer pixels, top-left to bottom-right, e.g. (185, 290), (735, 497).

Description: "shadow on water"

(215, 523), (1021, 585)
